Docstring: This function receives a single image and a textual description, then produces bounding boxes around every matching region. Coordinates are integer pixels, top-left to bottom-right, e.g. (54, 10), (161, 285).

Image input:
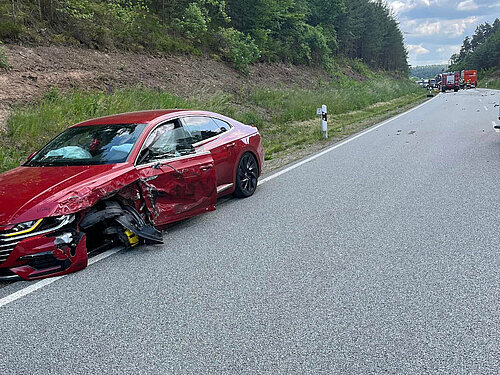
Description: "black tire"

(234, 152), (259, 198)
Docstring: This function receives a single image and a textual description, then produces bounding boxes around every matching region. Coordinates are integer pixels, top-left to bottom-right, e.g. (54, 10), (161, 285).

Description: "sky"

(386, 0), (500, 66)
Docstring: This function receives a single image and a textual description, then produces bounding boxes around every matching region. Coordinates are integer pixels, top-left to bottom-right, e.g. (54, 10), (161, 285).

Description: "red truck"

(461, 70), (477, 88)
(439, 72), (460, 92)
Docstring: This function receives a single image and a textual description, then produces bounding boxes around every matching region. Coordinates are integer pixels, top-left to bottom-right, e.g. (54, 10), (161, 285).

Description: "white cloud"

(415, 21), (441, 35)
(390, 1), (408, 14)
(407, 44), (430, 55)
(457, 0), (478, 11)
(436, 44), (461, 54)
(388, 0), (442, 14)
(403, 16), (478, 37)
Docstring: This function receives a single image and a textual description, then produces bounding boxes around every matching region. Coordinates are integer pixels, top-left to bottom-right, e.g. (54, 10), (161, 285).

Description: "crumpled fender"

(52, 168), (141, 217)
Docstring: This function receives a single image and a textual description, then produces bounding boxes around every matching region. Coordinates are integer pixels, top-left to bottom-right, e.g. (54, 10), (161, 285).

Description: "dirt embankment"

(0, 44), (331, 129)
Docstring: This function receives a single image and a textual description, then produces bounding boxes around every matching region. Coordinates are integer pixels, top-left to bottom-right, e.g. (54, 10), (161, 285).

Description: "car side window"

(212, 118), (231, 133)
(138, 120), (194, 164)
(182, 116), (225, 142)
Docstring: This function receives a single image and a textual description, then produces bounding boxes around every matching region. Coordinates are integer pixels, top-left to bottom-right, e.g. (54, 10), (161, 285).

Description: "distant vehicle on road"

(439, 72), (460, 92)
(0, 110), (264, 281)
(460, 70), (478, 89)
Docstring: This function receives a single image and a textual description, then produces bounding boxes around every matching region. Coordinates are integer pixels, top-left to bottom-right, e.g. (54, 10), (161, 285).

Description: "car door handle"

(226, 143), (236, 148)
(200, 163), (214, 171)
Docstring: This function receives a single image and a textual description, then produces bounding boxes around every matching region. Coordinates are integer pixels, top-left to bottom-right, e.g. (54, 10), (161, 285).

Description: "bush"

(0, 20), (23, 40)
(217, 27), (260, 72)
(303, 25), (333, 67)
(0, 43), (8, 70)
(178, 3), (208, 43)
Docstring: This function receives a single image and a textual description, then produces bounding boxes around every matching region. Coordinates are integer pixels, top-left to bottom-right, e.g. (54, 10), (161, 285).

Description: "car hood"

(0, 164), (138, 225)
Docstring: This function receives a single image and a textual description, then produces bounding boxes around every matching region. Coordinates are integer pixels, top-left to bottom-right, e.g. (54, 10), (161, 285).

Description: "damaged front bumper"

(0, 215), (88, 281)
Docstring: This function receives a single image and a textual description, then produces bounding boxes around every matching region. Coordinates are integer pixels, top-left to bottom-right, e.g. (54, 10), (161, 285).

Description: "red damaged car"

(0, 110), (264, 281)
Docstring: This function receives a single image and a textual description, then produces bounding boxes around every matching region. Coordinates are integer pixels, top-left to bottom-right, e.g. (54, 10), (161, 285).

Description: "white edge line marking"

(259, 95), (438, 185)
(1, 95), (438, 308)
(0, 247), (122, 308)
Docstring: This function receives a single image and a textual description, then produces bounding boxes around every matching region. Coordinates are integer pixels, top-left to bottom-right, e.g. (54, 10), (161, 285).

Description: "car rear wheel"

(234, 152), (259, 198)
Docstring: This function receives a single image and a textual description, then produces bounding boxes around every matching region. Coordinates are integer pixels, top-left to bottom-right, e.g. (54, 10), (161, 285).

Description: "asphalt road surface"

(1, 89), (499, 374)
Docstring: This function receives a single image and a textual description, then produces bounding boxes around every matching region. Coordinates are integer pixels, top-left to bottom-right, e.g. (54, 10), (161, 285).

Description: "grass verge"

(0, 79), (426, 173)
(478, 78), (500, 90)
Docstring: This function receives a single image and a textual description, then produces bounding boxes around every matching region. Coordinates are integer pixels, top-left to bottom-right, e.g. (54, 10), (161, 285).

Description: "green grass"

(0, 78), (426, 172)
(262, 92), (425, 159)
(251, 78), (422, 126)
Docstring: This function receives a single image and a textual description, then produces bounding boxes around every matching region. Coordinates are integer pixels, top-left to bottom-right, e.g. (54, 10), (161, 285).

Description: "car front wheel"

(234, 152), (259, 198)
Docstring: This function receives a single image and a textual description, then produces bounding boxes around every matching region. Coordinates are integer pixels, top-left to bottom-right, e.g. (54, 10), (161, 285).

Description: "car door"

(181, 116), (235, 191)
(135, 120), (217, 226)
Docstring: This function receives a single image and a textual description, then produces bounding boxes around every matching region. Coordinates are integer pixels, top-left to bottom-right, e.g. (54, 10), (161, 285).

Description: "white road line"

(1, 95), (438, 308)
(0, 247), (122, 308)
(259, 95), (438, 185)
(484, 106), (488, 111)
(0, 276), (63, 308)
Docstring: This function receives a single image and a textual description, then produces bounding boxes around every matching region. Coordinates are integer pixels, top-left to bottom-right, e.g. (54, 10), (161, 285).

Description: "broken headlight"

(7, 219), (43, 236)
(38, 214), (75, 232)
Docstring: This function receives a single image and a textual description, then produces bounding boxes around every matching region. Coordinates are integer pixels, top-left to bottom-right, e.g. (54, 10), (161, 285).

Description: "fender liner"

(80, 201), (163, 244)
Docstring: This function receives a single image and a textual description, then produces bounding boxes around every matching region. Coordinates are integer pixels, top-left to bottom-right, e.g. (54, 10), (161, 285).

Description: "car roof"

(73, 109), (192, 126)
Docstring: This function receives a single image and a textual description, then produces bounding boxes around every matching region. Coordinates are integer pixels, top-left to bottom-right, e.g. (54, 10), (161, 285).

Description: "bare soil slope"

(0, 44), (330, 128)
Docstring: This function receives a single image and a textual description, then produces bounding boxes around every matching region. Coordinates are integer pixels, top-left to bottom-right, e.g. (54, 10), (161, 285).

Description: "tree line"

(410, 65), (448, 79)
(449, 18), (500, 73)
(1, 0), (409, 72)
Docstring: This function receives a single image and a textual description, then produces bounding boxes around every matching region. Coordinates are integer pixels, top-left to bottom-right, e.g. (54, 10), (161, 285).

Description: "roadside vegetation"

(1, 0), (409, 73)
(477, 69), (500, 90)
(409, 65), (447, 79)
(0, 73), (425, 172)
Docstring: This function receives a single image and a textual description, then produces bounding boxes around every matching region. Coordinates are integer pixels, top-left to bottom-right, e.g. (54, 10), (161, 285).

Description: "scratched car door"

(135, 121), (217, 226)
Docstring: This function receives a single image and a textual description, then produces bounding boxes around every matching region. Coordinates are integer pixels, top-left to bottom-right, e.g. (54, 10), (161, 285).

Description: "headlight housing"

(3, 215), (75, 239)
(6, 219), (43, 236)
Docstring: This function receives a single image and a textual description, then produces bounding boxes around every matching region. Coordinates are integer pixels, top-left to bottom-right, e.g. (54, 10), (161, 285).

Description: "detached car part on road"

(0, 110), (264, 280)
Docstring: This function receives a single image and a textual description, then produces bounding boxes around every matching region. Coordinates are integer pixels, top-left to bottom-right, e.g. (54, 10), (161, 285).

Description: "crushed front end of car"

(0, 214), (88, 280)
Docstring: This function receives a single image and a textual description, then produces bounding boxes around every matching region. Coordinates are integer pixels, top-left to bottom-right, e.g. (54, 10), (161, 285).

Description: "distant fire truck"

(460, 70), (477, 89)
(438, 72), (460, 92)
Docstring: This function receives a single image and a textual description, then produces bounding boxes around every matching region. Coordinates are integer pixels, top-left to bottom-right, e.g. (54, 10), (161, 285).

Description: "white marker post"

(320, 105), (328, 139)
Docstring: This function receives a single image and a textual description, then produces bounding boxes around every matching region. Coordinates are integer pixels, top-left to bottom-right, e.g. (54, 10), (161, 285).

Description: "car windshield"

(26, 124), (147, 167)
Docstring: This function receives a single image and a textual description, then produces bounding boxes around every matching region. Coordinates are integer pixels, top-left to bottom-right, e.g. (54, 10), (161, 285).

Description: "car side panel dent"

(137, 153), (217, 226)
